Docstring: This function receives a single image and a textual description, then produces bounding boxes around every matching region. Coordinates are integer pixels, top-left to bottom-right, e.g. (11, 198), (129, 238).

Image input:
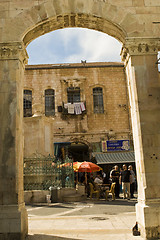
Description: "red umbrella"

(77, 161), (102, 173)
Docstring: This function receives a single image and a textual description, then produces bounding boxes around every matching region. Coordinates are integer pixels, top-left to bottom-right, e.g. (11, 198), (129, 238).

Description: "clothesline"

(64, 102), (86, 114)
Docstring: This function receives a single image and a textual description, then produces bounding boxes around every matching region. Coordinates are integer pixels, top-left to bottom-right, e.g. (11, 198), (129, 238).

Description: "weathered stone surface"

(24, 62), (130, 157)
(0, 0), (160, 239)
(0, 42), (28, 239)
(144, 0), (160, 6)
(124, 39), (160, 239)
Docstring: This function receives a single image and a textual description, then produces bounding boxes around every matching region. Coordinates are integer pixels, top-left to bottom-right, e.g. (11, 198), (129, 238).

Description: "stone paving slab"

(26, 199), (144, 240)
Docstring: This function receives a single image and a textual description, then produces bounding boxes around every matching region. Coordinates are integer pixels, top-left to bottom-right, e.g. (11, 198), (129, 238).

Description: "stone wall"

(1, 0), (160, 44)
(24, 62), (131, 157)
(1, 1), (160, 239)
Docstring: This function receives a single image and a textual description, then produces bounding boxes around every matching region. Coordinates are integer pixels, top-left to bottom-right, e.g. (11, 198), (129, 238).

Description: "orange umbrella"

(76, 161), (102, 185)
(61, 161), (102, 173)
(60, 161), (82, 172)
(73, 162), (83, 172)
(77, 161), (102, 173)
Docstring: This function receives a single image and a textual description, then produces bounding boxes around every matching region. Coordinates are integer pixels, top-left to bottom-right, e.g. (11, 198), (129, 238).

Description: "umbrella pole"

(76, 172), (78, 184)
(85, 172), (87, 185)
(75, 172), (78, 191)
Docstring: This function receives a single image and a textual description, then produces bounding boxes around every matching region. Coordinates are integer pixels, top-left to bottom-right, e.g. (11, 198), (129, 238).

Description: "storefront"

(54, 142), (89, 162)
(93, 151), (135, 182)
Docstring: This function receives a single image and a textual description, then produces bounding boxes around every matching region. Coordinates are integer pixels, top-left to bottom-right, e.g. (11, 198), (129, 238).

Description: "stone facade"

(24, 62), (131, 158)
(0, 1), (160, 239)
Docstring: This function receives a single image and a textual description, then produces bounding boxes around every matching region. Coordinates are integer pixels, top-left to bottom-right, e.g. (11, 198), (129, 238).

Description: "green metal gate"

(24, 155), (75, 190)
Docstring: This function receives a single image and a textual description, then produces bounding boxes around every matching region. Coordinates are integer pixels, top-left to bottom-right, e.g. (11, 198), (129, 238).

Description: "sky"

(26, 28), (123, 65)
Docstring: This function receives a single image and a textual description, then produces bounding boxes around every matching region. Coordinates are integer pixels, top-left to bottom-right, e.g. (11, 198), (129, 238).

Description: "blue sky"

(26, 28), (123, 65)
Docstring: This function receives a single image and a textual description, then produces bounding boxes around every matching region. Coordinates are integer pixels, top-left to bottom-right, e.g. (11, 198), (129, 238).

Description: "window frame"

(67, 87), (81, 103)
(23, 89), (32, 117)
(93, 87), (104, 114)
(45, 89), (55, 117)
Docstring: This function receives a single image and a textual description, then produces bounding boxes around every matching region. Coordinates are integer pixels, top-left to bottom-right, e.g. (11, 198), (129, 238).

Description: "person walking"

(128, 165), (136, 198)
(120, 164), (131, 200)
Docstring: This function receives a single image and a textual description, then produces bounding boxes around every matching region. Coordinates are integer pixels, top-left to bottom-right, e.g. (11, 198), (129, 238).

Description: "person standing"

(120, 164), (131, 200)
(110, 165), (120, 198)
(128, 165), (136, 198)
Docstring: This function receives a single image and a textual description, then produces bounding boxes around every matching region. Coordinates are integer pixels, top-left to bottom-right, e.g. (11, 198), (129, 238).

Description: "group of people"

(80, 164), (136, 200)
(110, 164), (136, 199)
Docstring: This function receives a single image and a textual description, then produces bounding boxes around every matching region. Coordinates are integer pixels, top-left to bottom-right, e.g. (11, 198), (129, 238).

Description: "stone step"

(62, 193), (87, 202)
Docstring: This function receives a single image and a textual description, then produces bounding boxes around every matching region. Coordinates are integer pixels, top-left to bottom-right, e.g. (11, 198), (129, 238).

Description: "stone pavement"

(25, 195), (145, 240)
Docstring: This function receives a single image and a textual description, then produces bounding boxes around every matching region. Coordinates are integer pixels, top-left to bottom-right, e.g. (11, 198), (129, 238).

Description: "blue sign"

(106, 140), (130, 151)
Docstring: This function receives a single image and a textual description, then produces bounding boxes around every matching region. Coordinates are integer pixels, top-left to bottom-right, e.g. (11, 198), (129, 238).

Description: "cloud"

(27, 28), (122, 65)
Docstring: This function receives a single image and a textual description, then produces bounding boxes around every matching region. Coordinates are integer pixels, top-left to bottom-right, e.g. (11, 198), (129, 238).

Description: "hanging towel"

(74, 103), (82, 115)
(64, 103), (69, 109)
(68, 104), (74, 114)
(80, 102), (85, 111)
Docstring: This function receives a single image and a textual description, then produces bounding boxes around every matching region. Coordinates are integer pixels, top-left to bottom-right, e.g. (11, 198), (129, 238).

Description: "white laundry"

(68, 104), (74, 114)
(80, 102), (85, 111)
(74, 103), (82, 115)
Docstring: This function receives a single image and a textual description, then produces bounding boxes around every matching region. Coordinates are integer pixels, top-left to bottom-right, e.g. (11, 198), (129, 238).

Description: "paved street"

(26, 197), (144, 240)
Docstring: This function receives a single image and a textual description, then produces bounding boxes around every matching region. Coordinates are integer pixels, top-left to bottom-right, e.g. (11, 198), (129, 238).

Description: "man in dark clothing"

(111, 165), (120, 198)
(120, 164), (131, 199)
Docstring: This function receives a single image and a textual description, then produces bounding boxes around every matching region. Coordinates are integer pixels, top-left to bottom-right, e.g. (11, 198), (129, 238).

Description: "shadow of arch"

(26, 234), (82, 240)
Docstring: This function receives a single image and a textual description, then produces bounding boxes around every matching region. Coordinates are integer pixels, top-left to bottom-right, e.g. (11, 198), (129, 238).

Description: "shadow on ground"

(82, 198), (137, 206)
(26, 234), (82, 240)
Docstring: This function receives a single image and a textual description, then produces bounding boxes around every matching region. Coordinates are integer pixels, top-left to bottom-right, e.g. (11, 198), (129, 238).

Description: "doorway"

(68, 142), (89, 162)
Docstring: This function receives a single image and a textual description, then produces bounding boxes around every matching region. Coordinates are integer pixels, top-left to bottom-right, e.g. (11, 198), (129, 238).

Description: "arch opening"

(23, 13), (126, 48)
(26, 27), (122, 65)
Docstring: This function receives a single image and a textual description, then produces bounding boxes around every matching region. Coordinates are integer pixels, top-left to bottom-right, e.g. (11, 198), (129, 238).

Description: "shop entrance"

(68, 142), (89, 162)
(54, 142), (90, 162)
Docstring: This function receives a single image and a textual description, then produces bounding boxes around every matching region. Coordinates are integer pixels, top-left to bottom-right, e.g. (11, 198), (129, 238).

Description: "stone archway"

(0, 1), (160, 239)
(1, 0), (143, 44)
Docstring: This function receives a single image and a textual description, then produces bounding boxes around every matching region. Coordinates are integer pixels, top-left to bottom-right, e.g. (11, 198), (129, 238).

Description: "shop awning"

(93, 151), (135, 164)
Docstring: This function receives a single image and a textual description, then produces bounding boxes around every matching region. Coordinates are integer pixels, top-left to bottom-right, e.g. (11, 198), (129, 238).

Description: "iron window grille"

(67, 87), (80, 103)
(93, 87), (104, 113)
(23, 90), (32, 117)
(45, 89), (55, 116)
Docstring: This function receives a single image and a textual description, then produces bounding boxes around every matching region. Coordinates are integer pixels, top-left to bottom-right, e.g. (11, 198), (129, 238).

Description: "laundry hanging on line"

(64, 102), (86, 114)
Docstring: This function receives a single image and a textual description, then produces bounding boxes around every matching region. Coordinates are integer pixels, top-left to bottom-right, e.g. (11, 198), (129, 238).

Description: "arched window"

(23, 90), (32, 117)
(67, 87), (80, 103)
(45, 89), (55, 116)
(93, 87), (104, 113)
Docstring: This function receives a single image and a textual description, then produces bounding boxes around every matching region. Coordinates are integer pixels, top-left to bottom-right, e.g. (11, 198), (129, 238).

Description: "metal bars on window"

(93, 87), (104, 113)
(67, 87), (80, 103)
(23, 90), (32, 117)
(45, 89), (55, 116)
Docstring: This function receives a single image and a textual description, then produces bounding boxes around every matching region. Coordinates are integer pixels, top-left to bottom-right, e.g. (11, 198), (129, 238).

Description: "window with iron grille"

(67, 87), (80, 103)
(45, 89), (55, 116)
(93, 87), (104, 113)
(23, 90), (32, 117)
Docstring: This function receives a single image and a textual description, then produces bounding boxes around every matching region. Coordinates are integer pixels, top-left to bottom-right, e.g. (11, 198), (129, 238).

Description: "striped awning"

(93, 151), (135, 164)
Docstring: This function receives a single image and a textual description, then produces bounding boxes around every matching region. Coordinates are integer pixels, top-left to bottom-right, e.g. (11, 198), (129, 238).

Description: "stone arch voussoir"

(2, 0), (142, 46)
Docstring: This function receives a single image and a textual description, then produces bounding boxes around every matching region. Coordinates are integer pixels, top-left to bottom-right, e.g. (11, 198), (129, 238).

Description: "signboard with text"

(102, 140), (130, 152)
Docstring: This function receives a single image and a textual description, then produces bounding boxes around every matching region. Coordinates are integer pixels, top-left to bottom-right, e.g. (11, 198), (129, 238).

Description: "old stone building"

(24, 62), (133, 169)
(1, 1), (160, 239)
